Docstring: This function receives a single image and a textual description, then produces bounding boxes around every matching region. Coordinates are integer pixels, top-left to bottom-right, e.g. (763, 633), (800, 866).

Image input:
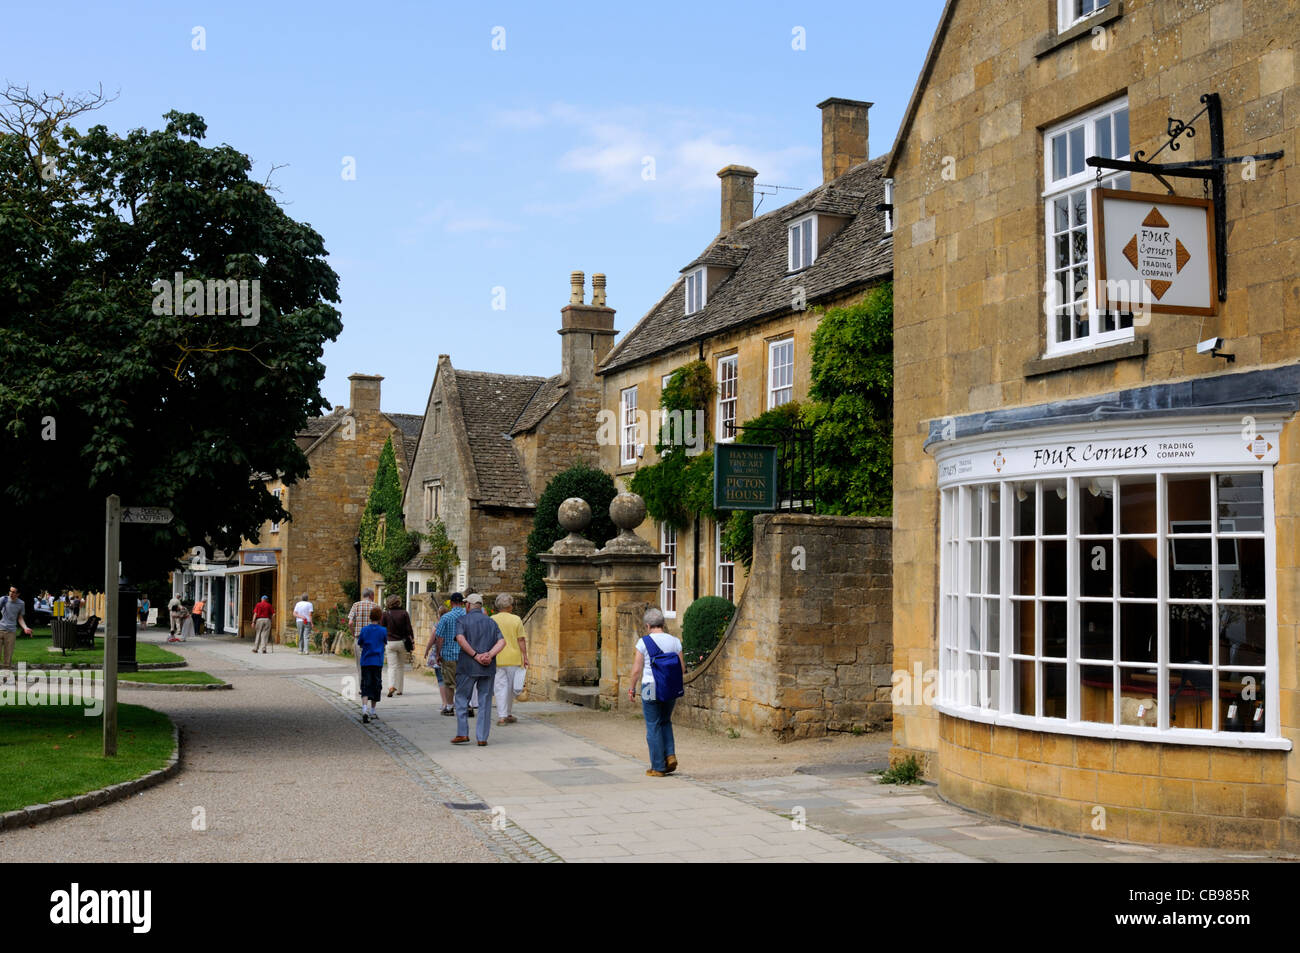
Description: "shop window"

(940, 470), (1273, 739)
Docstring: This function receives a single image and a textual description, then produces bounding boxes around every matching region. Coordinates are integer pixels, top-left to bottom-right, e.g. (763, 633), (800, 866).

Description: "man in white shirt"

(293, 593), (314, 654)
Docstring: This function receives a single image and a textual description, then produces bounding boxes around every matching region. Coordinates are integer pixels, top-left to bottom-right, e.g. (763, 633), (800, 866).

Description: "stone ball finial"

(551, 497), (596, 554)
(603, 492), (654, 553)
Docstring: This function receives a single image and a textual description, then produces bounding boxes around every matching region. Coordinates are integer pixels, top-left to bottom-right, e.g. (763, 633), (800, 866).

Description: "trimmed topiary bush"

(681, 595), (735, 670)
(522, 463), (618, 612)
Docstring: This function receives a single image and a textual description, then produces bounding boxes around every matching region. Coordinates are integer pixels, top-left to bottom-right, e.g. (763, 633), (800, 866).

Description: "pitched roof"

(510, 374), (564, 435)
(452, 369), (550, 508)
(598, 157), (892, 375)
(383, 412), (423, 470)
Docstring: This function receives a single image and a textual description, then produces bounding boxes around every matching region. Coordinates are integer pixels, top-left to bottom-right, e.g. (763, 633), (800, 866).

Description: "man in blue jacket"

(356, 607), (388, 724)
(450, 593), (504, 746)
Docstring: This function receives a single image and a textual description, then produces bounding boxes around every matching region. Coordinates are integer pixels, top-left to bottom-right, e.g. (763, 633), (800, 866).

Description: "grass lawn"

(120, 670), (224, 686)
(11, 635), (183, 668)
(0, 703), (175, 813)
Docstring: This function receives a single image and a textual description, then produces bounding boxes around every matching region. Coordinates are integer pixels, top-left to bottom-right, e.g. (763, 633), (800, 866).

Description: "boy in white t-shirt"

(627, 606), (684, 777)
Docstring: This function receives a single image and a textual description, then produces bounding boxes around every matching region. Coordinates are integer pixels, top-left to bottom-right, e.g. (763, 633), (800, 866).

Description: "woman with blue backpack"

(627, 606), (685, 777)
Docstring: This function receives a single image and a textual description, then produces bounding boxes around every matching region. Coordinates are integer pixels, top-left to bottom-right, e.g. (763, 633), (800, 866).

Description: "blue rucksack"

(641, 635), (684, 701)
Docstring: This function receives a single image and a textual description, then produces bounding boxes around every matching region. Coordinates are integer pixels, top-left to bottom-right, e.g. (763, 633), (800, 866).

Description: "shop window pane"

(1219, 672), (1265, 733)
(1080, 540), (1113, 597)
(988, 540), (1000, 595)
(1169, 668), (1214, 730)
(1042, 482), (1067, 535)
(1014, 659), (1036, 715)
(1219, 604), (1266, 671)
(1217, 537), (1264, 599)
(1168, 542), (1212, 600)
(1079, 482), (1114, 534)
(1014, 540), (1036, 595)
(968, 597), (980, 650)
(1015, 599), (1036, 655)
(1119, 602), (1157, 662)
(968, 540), (982, 592)
(1119, 478), (1156, 534)
(1043, 663), (1068, 718)
(1081, 664), (1114, 724)
(1217, 473), (1265, 533)
(1167, 475), (1211, 526)
(1080, 601), (1113, 659)
(985, 598), (1000, 653)
(1042, 601), (1068, 658)
(989, 487), (1001, 534)
(1169, 603), (1212, 664)
(1042, 540), (1067, 595)
(969, 486), (983, 537)
(1015, 484), (1036, 534)
(1119, 539), (1157, 597)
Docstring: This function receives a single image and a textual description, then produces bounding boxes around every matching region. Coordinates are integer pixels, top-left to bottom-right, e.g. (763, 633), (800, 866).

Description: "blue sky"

(6, 0), (945, 414)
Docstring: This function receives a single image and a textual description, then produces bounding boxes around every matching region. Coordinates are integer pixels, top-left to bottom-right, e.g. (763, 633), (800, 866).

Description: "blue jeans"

(456, 673), (494, 742)
(641, 687), (677, 772)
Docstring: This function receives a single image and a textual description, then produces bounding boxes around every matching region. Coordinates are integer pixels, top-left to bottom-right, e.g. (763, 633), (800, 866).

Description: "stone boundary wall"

(674, 514), (893, 740)
(938, 715), (1298, 850)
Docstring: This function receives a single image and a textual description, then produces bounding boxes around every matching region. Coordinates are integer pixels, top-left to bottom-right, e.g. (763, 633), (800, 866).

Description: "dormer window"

(788, 215), (817, 271)
(684, 267), (706, 314)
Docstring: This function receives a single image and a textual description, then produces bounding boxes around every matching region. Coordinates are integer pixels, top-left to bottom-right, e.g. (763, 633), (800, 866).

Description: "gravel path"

(0, 638), (496, 862)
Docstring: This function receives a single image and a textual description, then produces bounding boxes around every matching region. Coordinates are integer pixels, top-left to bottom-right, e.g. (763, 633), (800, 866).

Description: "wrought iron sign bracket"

(1085, 93), (1284, 302)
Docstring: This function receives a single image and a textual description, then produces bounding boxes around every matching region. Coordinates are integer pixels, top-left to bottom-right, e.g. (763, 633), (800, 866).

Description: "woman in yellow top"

(492, 593), (529, 725)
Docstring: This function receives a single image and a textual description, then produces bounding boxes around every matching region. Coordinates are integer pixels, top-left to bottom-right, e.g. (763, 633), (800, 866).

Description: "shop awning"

(224, 565), (276, 576)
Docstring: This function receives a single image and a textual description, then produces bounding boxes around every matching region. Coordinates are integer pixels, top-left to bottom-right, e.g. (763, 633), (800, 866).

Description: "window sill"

(1024, 336), (1146, 377)
(936, 703), (1291, 751)
(1035, 2), (1123, 58)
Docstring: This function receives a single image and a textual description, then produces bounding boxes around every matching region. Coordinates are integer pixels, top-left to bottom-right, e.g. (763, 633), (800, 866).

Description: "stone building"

(596, 97), (893, 630)
(215, 374), (420, 639)
(401, 277), (614, 597)
(888, 0), (1298, 848)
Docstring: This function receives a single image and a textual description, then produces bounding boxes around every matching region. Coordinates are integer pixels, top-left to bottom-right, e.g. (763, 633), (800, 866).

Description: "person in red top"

(251, 596), (275, 653)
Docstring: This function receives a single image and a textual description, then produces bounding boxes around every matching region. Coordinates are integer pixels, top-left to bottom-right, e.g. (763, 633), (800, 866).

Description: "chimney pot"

(347, 373), (383, 415)
(816, 97), (872, 184)
(591, 273), (607, 306)
(717, 165), (758, 233)
(569, 271), (585, 305)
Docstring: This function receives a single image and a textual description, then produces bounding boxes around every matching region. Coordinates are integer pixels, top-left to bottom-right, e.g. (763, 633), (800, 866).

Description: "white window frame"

(1043, 97), (1132, 356)
(660, 523), (678, 617)
(788, 215), (817, 271)
(716, 354), (738, 442)
(271, 487), (281, 533)
(882, 179), (894, 234)
(716, 522), (736, 602)
(767, 338), (794, 409)
(620, 386), (639, 466)
(1057, 0), (1112, 32)
(937, 466), (1282, 748)
(684, 267), (706, 315)
(423, 480), (442, 524)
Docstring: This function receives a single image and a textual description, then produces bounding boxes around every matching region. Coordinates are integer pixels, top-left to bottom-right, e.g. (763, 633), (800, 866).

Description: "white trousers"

(494, 666), (522, 718)
(384, 641), (407, 694)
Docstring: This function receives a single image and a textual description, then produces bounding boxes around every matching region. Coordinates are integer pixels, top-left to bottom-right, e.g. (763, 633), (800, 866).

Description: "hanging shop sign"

(1092, 189), (1218, 316)
(714, 442), (778, 511)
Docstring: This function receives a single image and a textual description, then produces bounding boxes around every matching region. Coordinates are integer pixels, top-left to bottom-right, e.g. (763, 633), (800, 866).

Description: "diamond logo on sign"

(1119, 206), (1191, 301)
(1247, 435), (1273, 461)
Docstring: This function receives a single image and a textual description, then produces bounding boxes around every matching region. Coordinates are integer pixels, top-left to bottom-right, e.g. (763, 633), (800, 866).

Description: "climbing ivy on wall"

(359, 436), (420, 597)
(628, 359), (719, 530)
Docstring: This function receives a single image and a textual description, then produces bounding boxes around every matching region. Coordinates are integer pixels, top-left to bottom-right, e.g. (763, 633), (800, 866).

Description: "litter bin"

(116, 586), (139, 673)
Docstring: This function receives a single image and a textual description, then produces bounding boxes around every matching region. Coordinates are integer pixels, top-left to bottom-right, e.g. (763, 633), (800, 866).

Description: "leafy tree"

(0, 87), (343, 592)
(628, 360), (718, 529)
(523, 463), (617, 611)
(421, 518), (460, 590)
(805, 281), (893, 516)
(359, 437), (419, 597)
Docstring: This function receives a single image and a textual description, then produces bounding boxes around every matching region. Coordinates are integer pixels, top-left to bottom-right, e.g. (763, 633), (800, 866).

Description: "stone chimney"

(718, 165), (758, 233)
(817, 97), (872, 183)
(559, 271), (616, 387)
(348, 373), (383, 414)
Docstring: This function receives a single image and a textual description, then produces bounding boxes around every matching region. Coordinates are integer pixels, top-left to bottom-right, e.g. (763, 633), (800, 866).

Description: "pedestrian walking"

(381, 594), (413, 697)
(138, 595), (150, 626)
(431, 593), (466, 716)
(251, 595), (275, 653)
(356, 606), (388, 723)
(627, 607), (684, 777)
(491, 593), (528, 725)
(0, 585), (33, 680)
(293, 593), (315, 654)
(450, 593), (504, 746)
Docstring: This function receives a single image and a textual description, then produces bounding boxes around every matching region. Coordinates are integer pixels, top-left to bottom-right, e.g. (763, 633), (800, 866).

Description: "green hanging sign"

(713, 443), (778, 511)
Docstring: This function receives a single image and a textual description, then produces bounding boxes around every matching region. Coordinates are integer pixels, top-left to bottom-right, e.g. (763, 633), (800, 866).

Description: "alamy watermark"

(1, 664), (103, 716)
(151, 272), (260, 326)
